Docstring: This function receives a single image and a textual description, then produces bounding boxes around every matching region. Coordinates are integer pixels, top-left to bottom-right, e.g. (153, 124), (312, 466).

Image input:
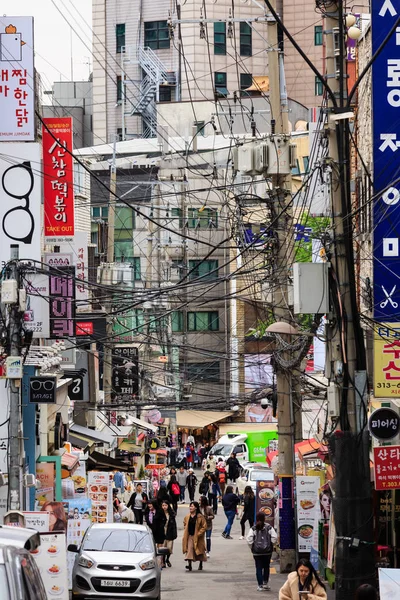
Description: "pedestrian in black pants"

(186, 468), (198, 502)
(240, 485), (255, 539)
(127, 482), (148, 525)
(246, 512), (277, 591)
(167, 474), (180, 513)
(226, 452), (241, 484)
(207, 474), (221, 515)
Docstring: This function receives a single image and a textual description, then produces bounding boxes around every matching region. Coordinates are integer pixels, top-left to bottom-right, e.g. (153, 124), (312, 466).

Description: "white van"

(209, 434), (249, 464)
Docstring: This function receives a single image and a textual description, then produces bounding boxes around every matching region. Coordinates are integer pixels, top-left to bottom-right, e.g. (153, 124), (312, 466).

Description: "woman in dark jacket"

(207, 473), (221, 515)
(226, 452), (241, 483)
(240, 485), (255, 538)
(152, 500), (177, 568)
(186, 469), (198, 502)
(167, 474), (180, 513)
(221, 485), (240, 539)
(145, 500), (158, 531)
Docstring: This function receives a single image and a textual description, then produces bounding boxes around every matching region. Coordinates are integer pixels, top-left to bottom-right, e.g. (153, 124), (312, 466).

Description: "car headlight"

(139, 559), (156, 571)
(78, 556), (94, 569)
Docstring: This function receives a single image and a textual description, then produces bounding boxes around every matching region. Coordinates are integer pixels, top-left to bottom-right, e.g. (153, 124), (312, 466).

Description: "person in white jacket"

(247, 511), (278, 591)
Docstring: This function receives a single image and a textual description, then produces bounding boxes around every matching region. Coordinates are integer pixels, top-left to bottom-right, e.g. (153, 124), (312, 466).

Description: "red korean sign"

(42, 117), (75, 240)
(374, 445), (400, 490)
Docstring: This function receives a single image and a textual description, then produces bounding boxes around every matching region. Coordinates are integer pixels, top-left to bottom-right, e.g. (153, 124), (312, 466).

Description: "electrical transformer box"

(293, 262), (330, 314)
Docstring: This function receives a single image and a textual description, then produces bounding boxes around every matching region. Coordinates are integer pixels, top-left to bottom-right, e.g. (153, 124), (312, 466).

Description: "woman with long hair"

(166, 474), (180, 513)
(240, 485), (255, 539)
(319, 488), (332, 522)
(207, 473), (221, 515)
(152, 500), (177, 568)
(182, 501), (207, 571)
(247, 511), (277, 591)
(279, 558), (327, 600)
(199, 495), (214, 557)
(221, 485), (240, 539)
(41, 501), (67, 532)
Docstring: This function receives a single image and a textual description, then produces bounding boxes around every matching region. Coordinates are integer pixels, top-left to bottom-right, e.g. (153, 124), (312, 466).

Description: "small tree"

(138, 465), (146, 480)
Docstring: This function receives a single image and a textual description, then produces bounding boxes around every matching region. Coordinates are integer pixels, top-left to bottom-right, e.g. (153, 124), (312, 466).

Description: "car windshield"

(83, 529), (153, 553)
(0, 565), (10, 599)
(250, 470), (274, 481)
(211, 444), (232, 456)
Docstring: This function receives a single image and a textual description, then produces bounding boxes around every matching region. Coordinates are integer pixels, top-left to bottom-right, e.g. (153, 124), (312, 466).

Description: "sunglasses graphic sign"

(29, 376), (56, 404)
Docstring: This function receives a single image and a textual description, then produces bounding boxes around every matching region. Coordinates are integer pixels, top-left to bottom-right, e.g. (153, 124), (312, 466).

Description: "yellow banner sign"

(374, 323), (400, 397)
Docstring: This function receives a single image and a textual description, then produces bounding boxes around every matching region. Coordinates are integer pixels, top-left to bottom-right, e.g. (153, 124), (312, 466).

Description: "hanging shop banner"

(68, 376), (84, 401)
(61, 454), (87, 499)
(24, 272), (50, 338)
(65, 498), (92, 589)
(0, 143), (41, 265)
(88, 472), (113, 523)
(0, 16), (34, 140)
(60, 232), (89, 307)
(112, 346), (139, 402)
(296, 476), (320, 552)
(369, 407), (400, 440)
(43, 117), (75, 241)
(23, 511), (50, 532)
(372, 1), (400, 319)
(373, 323), (400, 397)
(49, 266), (76, 339)
(44, 252), (73, 268)
(255, 480), (275, 529)
(0, 383), (8, 522)
(374, 445), (400, 490)
(326, 510), (336, 570)
(29, 376), (56, 404)
(34, 532), (69, 600)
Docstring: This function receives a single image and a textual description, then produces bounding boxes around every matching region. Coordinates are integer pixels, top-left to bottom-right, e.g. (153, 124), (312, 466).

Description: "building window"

(133, 308), (144, 333)
(144, 21), (170, 50)
(116, 127), (126, 141)
(188, 207), (218, 228)
(187, 361), (220, 382)
(187, 311), (219, 331)
(195, 121), (205, 136)
(315, 76), (323, 96)
(115, 205), (135, 232)
(314, 25), (323, 46)
(215, 72), (228, 97)
(116, 24), (125, 53)
(171, 207), (183, 228)
(240, 22), (252, 56)
(240, 73), (253, 96)
(159, 86), (172, 102)
(214, 22), (226, 55)
(172, 311), (184, 332)
(188, 260), (218, 280)
(291, 159), (300, 176)
(91, 206), (109, 219)
(303, 156), (310, 173)
(117, 76), (123, 102)
(171, 259), (185, 278)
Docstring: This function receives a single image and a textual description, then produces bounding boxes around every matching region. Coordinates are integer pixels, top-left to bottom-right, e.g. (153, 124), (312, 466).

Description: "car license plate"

(100, 580), (130, 587)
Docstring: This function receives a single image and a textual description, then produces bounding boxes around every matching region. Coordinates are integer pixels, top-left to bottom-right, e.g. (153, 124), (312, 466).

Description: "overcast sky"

(2, 0), (92, 89)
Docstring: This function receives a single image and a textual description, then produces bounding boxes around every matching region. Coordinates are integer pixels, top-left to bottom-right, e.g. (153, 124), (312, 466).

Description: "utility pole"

(266, 0), (296, 573)
(103, 139), (117, 411)
(8, 244), (21, 510)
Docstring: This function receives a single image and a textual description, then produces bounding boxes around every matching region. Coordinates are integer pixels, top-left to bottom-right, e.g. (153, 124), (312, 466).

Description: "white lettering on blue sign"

(379, 134), (400, 151)
(382, 187), (400, 204)
(380, 0), (397, 17)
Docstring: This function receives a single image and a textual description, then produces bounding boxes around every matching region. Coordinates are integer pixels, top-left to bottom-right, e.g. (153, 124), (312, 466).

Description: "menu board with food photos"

(65, 498), (92, 589)
(32, 532), (69, 600)
(255, 480), (275, 528)
(296, 476), (320, 552)
(88, 471), (113, 523)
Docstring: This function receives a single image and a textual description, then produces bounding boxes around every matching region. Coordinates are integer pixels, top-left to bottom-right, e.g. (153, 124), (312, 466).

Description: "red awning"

(137, 433), (146, 443)
(150, 448), (167, 456)
(267, 439), (322, 465)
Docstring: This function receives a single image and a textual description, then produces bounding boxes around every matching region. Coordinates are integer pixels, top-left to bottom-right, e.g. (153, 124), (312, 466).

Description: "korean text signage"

(374, 445), (400, 490)
(255, 480), (275, 529)
(49, 266), (76, 338)
(112, 346), (139, 402)
(369, 407), (400, 440)
(0, 143), (41, 264)
(0, 16), (34, 140)
(372, 0), (400, 319)
(296, 476), (320, 552)
(29, 376), (56, 404)
(43, 117), (75, 241)
(373, 323), (400, 396)
(24, 272), (50, 339)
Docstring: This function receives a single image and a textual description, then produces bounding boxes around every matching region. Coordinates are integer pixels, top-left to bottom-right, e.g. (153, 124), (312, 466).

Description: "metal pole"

(103, 139), (117, 411)
(8, 244), (21, 510)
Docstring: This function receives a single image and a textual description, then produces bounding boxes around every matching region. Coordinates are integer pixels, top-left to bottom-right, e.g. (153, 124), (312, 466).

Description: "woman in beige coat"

(279, 559), (327, 600)
(182, 501), (207, 571)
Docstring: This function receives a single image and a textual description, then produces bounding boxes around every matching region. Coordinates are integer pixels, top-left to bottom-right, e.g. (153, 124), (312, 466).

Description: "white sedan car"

(235, 463), (275, 497)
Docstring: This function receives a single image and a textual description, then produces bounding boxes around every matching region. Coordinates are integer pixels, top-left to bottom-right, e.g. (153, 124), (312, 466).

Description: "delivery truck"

(209, 429), (278, 464)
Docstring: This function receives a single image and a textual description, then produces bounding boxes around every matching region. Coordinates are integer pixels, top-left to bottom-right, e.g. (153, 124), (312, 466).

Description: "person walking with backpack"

(247, 511), (277, 591)
(167, 474), (181, 513)
(221, 485), (240, 539)
(240, 485), (255, 539)
(186, 468), (198, 502)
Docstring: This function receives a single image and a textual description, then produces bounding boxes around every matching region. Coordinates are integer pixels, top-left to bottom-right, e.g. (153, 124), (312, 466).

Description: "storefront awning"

(69, 434), (93, 451)
(150, 448), (167, 456)
(245, 75), (269, 92)
(177, 410), (233, 428)
(61, 452), (80, 471)
(118, 440), (143, 453)
(70, 424), (115, 446)
(87, 450), (130, 471)
(124, 415), (158, 433)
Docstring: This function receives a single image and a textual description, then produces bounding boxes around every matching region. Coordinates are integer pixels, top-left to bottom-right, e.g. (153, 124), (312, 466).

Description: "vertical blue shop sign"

(372, 0), (400, 320)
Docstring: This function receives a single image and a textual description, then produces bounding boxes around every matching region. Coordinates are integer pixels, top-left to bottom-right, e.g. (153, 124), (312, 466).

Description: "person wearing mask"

(216, 459), (227, 496)
(221, 485), (240, 539)
(199, 495), (214, 557)
(279, 558), (327, 600)
(186, 468), (198, 502)
(247, 511), (277, 591)
(207, 473), (221, 515)
(176, 465), (188, 504)
(167, 474), (181, 513)
(226, 452), (241, 483)
(145, 500), (158, 531)
(240, 485), (255, 539)
(127, 482), (149, 525)
(182, 501), (207, 571)
(153, 500), (177, 568)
